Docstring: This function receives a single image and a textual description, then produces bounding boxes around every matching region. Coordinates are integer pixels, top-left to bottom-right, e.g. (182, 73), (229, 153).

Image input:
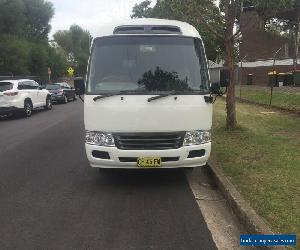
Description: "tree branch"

(195, 14), (224, 40)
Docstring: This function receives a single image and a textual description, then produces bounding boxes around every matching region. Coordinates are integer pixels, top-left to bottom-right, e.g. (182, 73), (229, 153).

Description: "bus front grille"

(113, 132), (185, 150)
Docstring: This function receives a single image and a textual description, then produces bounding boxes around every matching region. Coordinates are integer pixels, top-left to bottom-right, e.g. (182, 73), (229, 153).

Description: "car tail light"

(4, 91), (18, 96)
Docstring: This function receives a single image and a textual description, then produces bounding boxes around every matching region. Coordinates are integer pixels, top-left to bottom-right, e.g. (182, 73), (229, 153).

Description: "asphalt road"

(0, 101), (217, 250)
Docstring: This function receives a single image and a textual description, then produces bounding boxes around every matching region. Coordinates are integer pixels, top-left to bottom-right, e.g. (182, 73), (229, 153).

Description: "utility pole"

(48, 67), (51, 84)
(239, 54), (247, 99)
(293, 1), (300, 85)
(270, 47), (282, 106)
(294, 18), (299, 73)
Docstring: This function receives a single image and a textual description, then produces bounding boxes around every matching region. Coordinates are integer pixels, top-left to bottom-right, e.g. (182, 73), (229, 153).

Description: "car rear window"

(46, 84), (62, 90)
(0, 82), (13, 92)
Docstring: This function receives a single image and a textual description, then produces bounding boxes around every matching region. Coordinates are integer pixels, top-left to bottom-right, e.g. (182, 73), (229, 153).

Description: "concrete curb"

(207, 153), (286, 250)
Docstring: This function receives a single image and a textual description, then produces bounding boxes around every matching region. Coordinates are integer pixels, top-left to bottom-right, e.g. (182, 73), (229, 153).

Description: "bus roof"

(94, 18), (201, 39)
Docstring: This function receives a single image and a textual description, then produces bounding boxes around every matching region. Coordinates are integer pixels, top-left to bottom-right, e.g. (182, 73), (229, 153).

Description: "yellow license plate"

(137, 157), (161, 168)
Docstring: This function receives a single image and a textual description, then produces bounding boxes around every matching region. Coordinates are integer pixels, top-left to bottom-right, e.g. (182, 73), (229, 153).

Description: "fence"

(235, 85), (300, 113)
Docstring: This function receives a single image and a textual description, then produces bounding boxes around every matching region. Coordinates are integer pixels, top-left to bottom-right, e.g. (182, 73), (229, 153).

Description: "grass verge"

(212, 100), (300, 248)
(235, 86), (300, 112)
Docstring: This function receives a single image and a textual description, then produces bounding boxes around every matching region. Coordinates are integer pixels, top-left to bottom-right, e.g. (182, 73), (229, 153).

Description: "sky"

(49, 0), (148, 38)
(49, 0), (219, 38)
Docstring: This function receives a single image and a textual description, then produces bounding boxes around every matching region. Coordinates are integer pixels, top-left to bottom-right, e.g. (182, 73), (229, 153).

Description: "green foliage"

(248, 0), (296, 37)
(0, 34), (31, 75)
(22, 0), (54, 41)
(0, 0), (26, 36)
(76, 51), (90, 76)
(131, 0), (153, 18)
(252, 0), (295, 20)
(0, 0), (54, 41)
(53, 25), (92, 76)
(47, 46), (68, 81)
(29, 42), (49, 78)
(0, 34), (67, 82)
(0, 0), (58, 79)
(53, 30), (73, 52)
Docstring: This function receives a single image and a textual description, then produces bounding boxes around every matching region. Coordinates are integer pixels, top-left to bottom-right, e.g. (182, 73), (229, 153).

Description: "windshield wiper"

(147, 91), (185, 102)
(93, 93), (118, 101)
(93, 91), (139, 102)
(147, 90), (208, 102)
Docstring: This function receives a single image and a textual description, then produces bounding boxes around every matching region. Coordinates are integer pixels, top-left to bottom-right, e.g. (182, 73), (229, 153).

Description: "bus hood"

(84, 95), (212, 132)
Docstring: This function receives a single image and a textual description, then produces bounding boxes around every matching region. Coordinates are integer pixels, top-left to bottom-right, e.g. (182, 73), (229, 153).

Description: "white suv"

(0, 79), (52, 117)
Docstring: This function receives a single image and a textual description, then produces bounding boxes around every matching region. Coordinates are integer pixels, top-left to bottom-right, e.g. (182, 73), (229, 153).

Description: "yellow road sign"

(67, 67), (74, 77)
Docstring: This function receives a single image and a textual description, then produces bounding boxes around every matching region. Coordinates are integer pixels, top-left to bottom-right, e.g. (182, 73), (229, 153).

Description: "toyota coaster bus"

(75, 18), (228, 169)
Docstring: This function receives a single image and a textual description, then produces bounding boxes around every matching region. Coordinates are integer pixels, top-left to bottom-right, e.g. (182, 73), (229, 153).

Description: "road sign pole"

(48, 67), (52, 83)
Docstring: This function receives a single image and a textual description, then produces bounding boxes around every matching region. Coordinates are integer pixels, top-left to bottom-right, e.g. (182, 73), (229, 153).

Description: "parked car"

(46, 82), (76, 103)
(0, 79), (52, 117)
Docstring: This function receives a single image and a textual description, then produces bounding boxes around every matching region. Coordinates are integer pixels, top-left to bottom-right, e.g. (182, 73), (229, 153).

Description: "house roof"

(239, 58), (294, 68)
(208, 60), (224, 69)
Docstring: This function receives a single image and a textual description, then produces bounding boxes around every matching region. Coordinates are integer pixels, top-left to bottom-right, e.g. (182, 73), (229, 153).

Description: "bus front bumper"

(85, 143), (211, 169)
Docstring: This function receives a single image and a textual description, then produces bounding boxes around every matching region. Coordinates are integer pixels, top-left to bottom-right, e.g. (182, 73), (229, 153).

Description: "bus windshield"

(87, 36), (209, 94)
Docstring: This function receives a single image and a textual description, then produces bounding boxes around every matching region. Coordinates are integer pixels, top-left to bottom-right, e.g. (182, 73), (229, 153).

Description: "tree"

(0, 0), (64, 79)
(252, 0), (295, 21)
(29, 42), (49, 79)
(0, 0), (54, 41)
(131, 0), (153, 18)
(53, 25), (92, 76)
(23, 0), (54, 41)
(48, 46), (68, 81)
(0, 0), (26, 36)
(272, 1), (300, 71)
(0, 34), (31, 75)
(0, 34), (64, 81)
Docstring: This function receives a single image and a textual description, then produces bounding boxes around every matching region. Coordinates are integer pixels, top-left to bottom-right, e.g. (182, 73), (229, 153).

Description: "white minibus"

(75, 19), (228, 169)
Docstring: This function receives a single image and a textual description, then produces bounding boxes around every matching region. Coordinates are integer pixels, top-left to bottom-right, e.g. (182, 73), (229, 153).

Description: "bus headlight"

(85, 131), (115, 147)
(183, 130), (211, 146)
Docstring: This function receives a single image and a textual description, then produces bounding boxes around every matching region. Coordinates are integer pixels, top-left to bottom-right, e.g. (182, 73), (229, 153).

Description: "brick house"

(239, 10), (298, 86)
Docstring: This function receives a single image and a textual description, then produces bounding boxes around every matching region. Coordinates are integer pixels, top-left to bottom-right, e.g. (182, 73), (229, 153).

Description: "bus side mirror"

(220, 69), (230, 87)
(210, 82), (221, 95)
(74, 77), (85, 95)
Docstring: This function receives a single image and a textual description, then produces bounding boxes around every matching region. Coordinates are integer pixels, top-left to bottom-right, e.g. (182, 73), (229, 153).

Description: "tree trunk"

(225, 38), (237, 129)
(224, 3), (237, 129)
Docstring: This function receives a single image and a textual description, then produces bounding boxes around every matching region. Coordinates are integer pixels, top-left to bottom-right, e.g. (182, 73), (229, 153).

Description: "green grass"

(212, 100), (300, 248)
(235, 86), (300, 112)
